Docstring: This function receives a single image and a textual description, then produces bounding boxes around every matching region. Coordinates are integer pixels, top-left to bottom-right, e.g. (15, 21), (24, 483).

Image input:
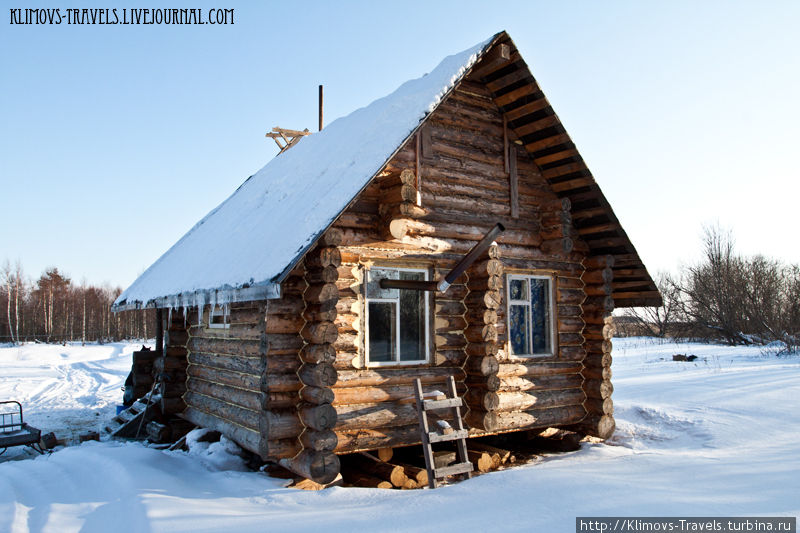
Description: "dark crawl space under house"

(113, 31), (661, 483)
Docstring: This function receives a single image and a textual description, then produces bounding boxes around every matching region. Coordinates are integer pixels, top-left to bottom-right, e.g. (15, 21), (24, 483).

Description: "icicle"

(196, 291), (205, 327)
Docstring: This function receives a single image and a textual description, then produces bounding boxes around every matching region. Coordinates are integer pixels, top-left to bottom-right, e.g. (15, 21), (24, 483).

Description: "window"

(507, 274), (554, 356)
(208, 304), (230, 329)
(365, 267), (429, 365)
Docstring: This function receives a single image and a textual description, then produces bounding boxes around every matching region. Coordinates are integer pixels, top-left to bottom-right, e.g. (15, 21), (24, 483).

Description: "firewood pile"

(317, 428), (584, 490)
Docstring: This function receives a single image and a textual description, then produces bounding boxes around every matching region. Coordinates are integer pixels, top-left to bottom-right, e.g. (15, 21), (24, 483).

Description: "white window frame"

(364, 266), (430, 367)
(208, 304), (230, 329)
(506, 274), (556, 357)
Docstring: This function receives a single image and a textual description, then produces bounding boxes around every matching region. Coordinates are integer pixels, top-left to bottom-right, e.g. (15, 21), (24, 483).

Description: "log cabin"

(113, 31), (662, 483)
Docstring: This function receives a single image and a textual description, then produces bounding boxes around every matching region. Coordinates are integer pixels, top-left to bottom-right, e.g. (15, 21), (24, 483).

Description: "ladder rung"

(428, 429), (469, 443)
(117, 410), (136, 422)
(434, 461), (473, 478)
(423, 398), (462, 410)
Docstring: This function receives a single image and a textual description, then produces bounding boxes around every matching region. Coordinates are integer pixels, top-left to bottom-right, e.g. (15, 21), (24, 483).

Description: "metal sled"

(0, 401), (44, 455)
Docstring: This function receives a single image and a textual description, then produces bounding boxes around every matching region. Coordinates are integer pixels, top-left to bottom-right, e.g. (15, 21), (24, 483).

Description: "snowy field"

(0, 338), (797, 532)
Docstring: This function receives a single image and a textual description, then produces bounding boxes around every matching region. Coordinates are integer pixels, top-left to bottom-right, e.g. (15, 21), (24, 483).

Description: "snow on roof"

(114, 35), (496, 311)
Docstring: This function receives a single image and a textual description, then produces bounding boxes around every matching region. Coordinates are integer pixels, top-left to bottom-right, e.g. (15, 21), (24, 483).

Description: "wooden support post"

(318, 84), (323, 131)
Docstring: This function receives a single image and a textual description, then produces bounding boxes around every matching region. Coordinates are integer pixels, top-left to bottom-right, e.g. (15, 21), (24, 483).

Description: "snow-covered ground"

(0, 338), (797, 532)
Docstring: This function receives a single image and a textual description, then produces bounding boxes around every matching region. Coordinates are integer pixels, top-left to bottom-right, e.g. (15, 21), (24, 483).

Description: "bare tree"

(2, 261), (13, 344)
(677, 225), (752, 345)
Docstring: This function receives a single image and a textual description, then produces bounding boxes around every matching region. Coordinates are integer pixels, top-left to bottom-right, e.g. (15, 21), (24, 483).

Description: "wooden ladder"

(414, 376), (473, 488)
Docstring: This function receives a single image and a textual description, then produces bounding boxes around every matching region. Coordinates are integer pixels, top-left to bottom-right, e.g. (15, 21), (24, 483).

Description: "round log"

(463, 355), (499, 376)
(305, 246), (342, 269)
(317, 228), (343, 247)
(585, 379), (613, 400)
(334, 425), (421, 454)
(572, 414), (615, 440)
(298, 362), (338, 388)
(299, 343), (337, 365)
(582, 364), (612, 380)
(584, 397), (614, 416)
(583, 352), (612, 369)
(334, 367), (465, 388)
(463, 389), (500, 411)
(300, 386), (336, 405)
(470, 258), (503, 277)
(343, 453), (408, 488)
(377, 448), (393, 462)
(583, 255), (615, 270)
(465, 374), (500, 392)
(465, 290), (501, 310)
(301, 321), (338, 344)
(333, 382), (466, 406)
(280, 450), (341, 484)
(495, 388), (586, 412)
(465, 410), (499, 432)
(498, 373), (583, 392)
(584, 284), (612, 297)
(465, 342), (499, 358)
(494, 404), (586, 431)
(305, 265), (339, 284)
(304, 283), (339, 305)
(582, 267), (614, 285)
(465, 308), (498, 325)
(299, 402), (337, 431)
(496, 360), (582, 378)
(464, 324), (498, 343)
(300, 429), (338, 452)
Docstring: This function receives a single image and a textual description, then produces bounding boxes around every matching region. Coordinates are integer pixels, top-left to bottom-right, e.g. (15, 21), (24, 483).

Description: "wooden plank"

(503, 98), (551, 122)
(509, 144), (519, 218)
(423, 398), (463, 410)
(551, 176), (595, 193)
(469, 43), (512, 79)
(414, 378), (436, 488)
(486, 67), (532, 93)
(533, 147), (579, 166)
(524, 132), (571, 153)
(428, 429), (469, 443)
(577, 222), (622, 235)
(494, 84), (537, 107)
(434, 461), (474, 477)
(541, 161), (588, 180)
(514, 114), (561, 137)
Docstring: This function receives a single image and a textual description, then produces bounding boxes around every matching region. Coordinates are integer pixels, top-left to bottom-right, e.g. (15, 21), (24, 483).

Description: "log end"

(281, 450), (341, 485)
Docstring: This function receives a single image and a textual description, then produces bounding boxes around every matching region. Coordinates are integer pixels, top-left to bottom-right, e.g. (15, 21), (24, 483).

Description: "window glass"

(399, 271), (426, 361)
(530, 278), (551, 353)
(509, 304), (530, 355)
(366, 268), (399, 299)
(507, 275), (552, 356)
(509, 278), (527, 301)
(366, 267), (428, 364)
(368, 301), (396, 362)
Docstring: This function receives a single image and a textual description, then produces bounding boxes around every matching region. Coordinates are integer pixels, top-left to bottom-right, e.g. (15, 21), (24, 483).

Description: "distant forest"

(1, 261), (154, 343)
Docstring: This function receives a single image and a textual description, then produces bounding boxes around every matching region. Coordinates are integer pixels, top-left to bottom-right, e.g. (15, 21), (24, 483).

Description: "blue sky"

(1, 1), (798, 287)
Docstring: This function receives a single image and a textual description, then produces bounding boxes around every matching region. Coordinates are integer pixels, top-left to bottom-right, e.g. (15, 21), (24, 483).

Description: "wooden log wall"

(462, 245), (502, 431)
(569, 254), (616, 439)
(159, 310), (189, 415)
(180, 302), (265, 456)
(323, 77), (593, 450)
(278, 231), (342, 483)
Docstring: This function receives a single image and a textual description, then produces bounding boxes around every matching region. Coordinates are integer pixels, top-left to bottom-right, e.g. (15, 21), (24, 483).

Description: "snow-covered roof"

(113, 34), (498, 311)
